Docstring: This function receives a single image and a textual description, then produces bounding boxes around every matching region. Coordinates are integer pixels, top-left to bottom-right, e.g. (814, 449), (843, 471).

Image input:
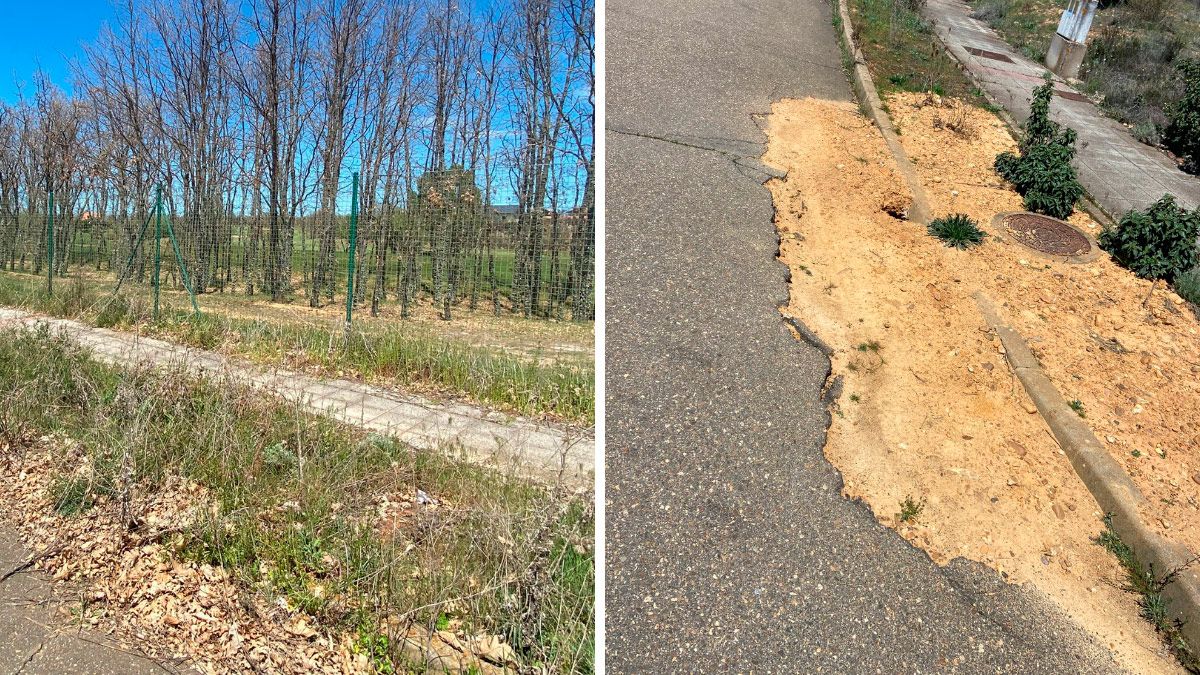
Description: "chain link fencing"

(0, 166), (595, 326)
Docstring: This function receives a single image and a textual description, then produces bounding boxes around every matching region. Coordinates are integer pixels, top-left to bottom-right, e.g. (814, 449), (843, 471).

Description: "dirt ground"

(0, 434), (518, 674)
(192, 291), (595, 365)
(764, 93), (1200, 673)
(48, 269), (594, 365)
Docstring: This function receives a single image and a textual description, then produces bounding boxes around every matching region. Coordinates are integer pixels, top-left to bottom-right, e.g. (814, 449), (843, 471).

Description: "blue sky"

(0, 1), (115, 101)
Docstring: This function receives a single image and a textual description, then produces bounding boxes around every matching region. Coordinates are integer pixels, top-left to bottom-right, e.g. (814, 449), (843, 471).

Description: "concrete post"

(1046, 0), (1098, 79)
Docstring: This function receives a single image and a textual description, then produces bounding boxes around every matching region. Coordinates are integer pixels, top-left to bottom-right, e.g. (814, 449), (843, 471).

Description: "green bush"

(1098, 194), (1200, 283)
(927, 213), (987, 248)
(1164, 59), (1200, 174)
(995, 82), (1084, 219)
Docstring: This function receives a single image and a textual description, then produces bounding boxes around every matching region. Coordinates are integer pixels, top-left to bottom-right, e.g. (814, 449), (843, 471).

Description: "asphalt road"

(604, 0), (1126, 671)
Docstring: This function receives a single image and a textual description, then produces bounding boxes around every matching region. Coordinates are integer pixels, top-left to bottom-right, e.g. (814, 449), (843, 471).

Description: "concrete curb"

(974, 293), (1200, 649)
(833, 0), (933, 224)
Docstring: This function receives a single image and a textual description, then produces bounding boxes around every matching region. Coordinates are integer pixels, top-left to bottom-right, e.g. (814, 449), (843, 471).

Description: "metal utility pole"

(1046, 0), (1099, 79)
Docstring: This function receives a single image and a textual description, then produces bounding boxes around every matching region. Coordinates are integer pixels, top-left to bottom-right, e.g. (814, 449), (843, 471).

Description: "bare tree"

(0, 0), (595, 323)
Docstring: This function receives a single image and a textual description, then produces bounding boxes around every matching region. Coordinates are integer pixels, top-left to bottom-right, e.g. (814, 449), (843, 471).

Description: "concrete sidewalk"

(0, 308), (593, 488)
(924, 0), (1200, 218)
(0, 524), (171, 674)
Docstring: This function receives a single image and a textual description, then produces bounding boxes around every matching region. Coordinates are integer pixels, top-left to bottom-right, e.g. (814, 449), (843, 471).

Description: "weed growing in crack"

(1093, 515), (1200, 670)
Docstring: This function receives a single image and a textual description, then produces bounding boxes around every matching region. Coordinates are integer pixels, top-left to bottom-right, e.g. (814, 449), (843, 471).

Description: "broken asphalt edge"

(833, 0), (933, 225)
(974, 292), (1200, 649)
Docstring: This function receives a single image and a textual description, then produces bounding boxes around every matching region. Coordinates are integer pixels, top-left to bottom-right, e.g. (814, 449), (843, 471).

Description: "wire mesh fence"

(0, 166), (596, 325)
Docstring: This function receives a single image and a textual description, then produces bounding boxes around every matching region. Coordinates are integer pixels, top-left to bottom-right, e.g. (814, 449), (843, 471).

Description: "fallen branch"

(0, 539), (67, 584)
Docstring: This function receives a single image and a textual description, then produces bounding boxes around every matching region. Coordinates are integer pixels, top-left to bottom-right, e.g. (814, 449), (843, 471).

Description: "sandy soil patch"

(764, 94), (1200, 673)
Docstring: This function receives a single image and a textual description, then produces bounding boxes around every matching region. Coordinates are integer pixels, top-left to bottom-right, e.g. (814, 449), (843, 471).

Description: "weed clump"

(927, 213), (986, 249)
(1164, 59), (1200, 173)
(1093, 515), (1200, 670)
(1098, 194), (1200, 284)
(1068, 399), (1086, 417)
(994, 82), (1084, 219)
(897, 495), (926, 523)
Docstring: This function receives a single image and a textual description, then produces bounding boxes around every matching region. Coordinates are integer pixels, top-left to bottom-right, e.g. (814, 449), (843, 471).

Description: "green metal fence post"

(154, 184), (163, 320)
(46, 190), (54, 296)
(345, 172), (359, 334)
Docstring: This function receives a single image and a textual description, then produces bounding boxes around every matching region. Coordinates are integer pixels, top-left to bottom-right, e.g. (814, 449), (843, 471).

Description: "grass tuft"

(897, 495), (926, 523)
(1068, 399), (1086, 417)
(928, 214), (987, 249)
(1093, 515), (1200, 671)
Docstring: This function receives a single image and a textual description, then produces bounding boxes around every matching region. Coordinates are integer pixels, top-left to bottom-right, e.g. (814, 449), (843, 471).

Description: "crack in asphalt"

(11, 639), (45, 675)
(608, 125), (787, 184)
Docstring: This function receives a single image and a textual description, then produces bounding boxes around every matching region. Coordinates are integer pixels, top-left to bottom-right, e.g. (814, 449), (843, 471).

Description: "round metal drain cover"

(1002, 212), (1091, 257)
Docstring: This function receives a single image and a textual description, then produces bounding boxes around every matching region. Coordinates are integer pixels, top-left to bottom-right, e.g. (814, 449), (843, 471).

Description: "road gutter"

(975, 292), (1200, 650)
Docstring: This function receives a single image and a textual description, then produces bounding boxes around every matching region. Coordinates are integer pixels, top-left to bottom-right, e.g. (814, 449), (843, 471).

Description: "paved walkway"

(0, 524), (171, 674)
(925, 0), (1200, 217)
(0, 308), (593, 488)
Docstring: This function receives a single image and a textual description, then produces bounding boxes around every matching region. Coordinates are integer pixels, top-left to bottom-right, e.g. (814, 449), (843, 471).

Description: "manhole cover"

(1002, 212), (1091, 256)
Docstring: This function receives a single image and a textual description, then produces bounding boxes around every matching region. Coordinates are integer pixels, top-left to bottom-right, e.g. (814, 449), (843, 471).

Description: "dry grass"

(0, 325), (594, 673)
(0, 273), (595, 424)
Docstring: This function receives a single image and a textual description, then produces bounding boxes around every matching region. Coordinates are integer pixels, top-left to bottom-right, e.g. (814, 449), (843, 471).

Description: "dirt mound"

(764, 95), (1194, 673)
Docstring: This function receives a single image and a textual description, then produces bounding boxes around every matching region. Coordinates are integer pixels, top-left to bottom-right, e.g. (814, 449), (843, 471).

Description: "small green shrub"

(927, 213), (987, 248)
(994, 82), (1084, 219)
(1164, 59), (1200, 174)
(1132, 121), (1161, 146)
(1098, 194), (1200, 283)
